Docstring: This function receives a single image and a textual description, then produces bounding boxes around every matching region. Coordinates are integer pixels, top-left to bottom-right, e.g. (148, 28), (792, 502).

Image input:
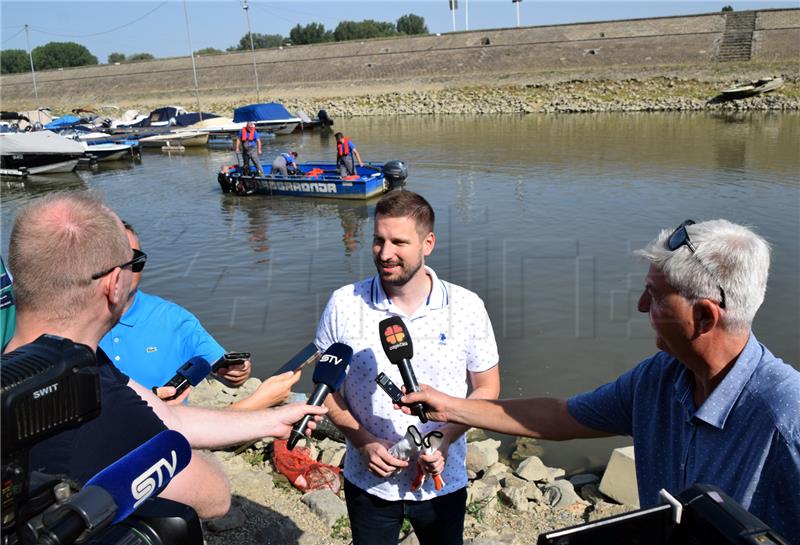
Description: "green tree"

(195, 47), (223, 56)
(334, 20), (397, 42)
(721, 5), (734, 11)
(1, 49), (29, 74)
(229, 33), (284, 51)
(107, 52), (126, 64)
(289, 23), (334, 45)
(127, 52), (154, 62)
(396, 14), (428, 35)
(31, 42), (98, 70)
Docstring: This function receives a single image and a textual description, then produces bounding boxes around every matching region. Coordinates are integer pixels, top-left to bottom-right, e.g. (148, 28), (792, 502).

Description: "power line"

(2, 27), (26, 46)
(27, 1), (169, 39)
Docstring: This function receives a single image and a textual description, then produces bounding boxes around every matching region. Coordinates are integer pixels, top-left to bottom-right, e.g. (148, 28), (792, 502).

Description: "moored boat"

(720, 76), (785, 100)
(1, 130), (85, 177)
(139, 131), (209, 148)
(218, 161), (408, 200)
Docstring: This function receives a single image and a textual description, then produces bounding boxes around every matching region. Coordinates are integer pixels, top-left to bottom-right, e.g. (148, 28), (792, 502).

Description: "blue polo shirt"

(568, 334), (800, 541)
(99, 291), (225, 389)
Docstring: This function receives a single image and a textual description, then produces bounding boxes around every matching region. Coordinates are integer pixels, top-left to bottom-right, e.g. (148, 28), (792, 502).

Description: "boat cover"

(0, 130), (85, 154)
(174, 112), (220, 127)
(185, 117), (234, 130)
(45, 115), (81, 130)
(233, 103), (297, 123)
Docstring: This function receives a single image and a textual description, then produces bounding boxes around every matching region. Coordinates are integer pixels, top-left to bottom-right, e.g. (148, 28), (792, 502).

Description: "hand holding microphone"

(378, 316), (427, 422)
(287, 343), (353, 450)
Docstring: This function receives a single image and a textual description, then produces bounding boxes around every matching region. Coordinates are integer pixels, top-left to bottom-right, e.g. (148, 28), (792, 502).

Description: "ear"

(693, 299), (720, 336)
(102, 267), (126, 307)
(423, 231), (435, 257)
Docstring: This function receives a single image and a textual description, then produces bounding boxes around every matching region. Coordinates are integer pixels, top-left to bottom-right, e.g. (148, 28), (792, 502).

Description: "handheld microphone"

(378, 316), (427, 422)
(153, 356), (212, 401)
(38, 430), (192, 545)
(287, 343), (353, 450)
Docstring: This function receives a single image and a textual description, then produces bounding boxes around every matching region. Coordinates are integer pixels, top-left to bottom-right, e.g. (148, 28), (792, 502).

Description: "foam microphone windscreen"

(85, 429), (192, 523)
(178, 356), (212, 386)
(379, 316), (413, 363)
(312, 342), (353, 390)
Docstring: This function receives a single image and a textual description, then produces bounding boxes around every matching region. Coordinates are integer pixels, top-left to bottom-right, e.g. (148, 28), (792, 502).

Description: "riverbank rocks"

(300, 490), (347, 527)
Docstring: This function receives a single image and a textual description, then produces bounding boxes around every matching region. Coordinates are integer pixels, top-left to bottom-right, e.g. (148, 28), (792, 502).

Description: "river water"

(2, 112), (798, 472)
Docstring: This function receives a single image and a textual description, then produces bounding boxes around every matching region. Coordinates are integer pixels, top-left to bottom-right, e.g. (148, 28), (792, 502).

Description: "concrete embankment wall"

(1, 9), (798, 109)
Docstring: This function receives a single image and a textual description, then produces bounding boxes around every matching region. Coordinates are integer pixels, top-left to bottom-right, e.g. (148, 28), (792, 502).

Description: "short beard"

(375, 257), (423, 287)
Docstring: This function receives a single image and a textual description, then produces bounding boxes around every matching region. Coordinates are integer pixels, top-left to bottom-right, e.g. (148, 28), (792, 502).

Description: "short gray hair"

(8, 192), (131, 321)
(635, 219), (770, 333)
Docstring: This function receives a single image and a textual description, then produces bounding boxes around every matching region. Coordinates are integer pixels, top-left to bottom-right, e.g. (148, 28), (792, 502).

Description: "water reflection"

(1, 170), (87, 196)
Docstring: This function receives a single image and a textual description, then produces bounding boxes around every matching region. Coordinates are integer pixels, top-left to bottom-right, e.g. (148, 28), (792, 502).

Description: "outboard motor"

(382, 160), (408, 188)
(317, 109), (333, 127)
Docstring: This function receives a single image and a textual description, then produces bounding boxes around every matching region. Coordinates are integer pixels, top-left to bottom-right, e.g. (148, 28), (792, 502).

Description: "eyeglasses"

(667, 220), (726, 308)
(91, 249), (147, 280)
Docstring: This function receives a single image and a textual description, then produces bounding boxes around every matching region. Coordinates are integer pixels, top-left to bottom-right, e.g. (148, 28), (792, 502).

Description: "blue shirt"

(99, 291), (225, 389)
(280, 152), (295, 165)
(567, 334), (800, 541)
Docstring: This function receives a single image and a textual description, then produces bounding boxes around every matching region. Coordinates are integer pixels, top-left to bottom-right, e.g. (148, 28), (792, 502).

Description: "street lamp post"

(449, 0), (458, 32)
(242, 0), (261, 101)
(513, 0), (522, 27)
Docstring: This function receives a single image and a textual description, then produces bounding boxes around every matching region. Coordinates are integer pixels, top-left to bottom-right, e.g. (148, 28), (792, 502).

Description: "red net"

(272, 439), (341, 494)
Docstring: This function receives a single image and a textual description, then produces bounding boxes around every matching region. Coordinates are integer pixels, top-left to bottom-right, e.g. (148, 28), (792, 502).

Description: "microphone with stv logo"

(287, 342), (353, 450)
(379, 316), (427, 423)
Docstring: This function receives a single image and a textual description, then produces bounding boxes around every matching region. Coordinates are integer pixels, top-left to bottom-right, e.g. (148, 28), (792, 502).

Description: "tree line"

(0, 13), (427, 74)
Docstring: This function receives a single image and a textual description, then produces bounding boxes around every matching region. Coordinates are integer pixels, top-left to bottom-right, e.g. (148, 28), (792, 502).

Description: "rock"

(499, 486), (530, 512)
(599, 446), (639, 507)
(511, 437), (544, 461)
(300, 489), (347, 527)
(569, 473), (600, 488)
(466, 428), (488, 442)
(542, 480), (583, 509)
(205, 504), (246, 532)
(502, 474), (543, 503)
(514, 456), (551, 482)
(484, 462), (510, 480)
(467, 475), (501, 505)
(466, 439), (501, 475)
(228, 469), (273, 502)
(399, 530), (420, 545)
(587, 500), (633, 521)
(579, 483), (606, 504)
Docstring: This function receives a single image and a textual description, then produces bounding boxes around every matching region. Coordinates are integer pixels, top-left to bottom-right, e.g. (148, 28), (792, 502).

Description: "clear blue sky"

(2, 1), (795, 62)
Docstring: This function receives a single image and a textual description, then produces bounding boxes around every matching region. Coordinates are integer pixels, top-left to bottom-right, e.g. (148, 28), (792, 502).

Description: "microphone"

(378, 316), (427, 422)
(38, 430), (192, 545)
(287, 343), (353, 450)
(153, 356), (212, 401)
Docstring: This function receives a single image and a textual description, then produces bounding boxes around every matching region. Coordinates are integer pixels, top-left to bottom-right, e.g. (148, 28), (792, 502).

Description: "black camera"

(1, 335), (202, 545)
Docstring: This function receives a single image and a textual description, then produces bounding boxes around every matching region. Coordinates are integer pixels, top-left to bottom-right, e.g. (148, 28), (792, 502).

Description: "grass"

(330, 516), (351, 540)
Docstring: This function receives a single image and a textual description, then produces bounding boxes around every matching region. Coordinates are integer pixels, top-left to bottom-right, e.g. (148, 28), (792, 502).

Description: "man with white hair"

(400, 219), (800, 541)
(3, 192), (326, 520)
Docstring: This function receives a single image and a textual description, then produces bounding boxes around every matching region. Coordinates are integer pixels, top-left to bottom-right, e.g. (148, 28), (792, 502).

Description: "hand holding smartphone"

(211, 351), (251, 373)
(271, 343), (320, 376)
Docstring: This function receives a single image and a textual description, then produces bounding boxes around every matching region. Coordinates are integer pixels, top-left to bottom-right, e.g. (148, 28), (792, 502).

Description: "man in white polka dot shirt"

(401, 219), (800, 542)
(315, 190), (500, 545)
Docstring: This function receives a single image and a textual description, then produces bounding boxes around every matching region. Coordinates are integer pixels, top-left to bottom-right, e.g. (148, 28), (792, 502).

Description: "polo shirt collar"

(674, 333), (761, 429)
(370, 266), (449, 313)
(117, 290), (143, 327)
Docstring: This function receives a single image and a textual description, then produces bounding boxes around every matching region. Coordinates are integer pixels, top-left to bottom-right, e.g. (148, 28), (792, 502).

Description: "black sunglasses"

(667, 220), (726, 308)
(91, 249), (147, 280)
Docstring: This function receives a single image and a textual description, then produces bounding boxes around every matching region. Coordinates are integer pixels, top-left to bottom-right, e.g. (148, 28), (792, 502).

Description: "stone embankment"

(190, 378), (634, 545)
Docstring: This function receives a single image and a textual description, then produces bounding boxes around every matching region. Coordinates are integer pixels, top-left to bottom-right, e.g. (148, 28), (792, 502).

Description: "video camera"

(537, 483), (790, 545)
(1, 335), (202, 545)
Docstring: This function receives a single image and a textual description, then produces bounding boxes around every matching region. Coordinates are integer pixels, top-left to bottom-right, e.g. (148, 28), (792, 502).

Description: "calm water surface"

(2, 112), (798, 472)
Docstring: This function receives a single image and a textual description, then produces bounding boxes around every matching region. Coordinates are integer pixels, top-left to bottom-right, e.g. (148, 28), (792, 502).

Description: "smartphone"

(211, 351), (251, 372)
(375, 372), (404, 404)
(270, 343), (320, 377)
(154, 356), (211, 401)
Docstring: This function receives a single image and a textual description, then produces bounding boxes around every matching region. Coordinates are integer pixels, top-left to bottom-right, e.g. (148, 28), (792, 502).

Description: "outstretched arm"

(353, 148), (363, 167)
(401, 386), (610, 441)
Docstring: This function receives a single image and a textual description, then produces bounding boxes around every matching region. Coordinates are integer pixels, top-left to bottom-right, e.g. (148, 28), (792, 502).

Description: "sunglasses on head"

(91, 249), (147, 280)
(667, 220), (726, 308)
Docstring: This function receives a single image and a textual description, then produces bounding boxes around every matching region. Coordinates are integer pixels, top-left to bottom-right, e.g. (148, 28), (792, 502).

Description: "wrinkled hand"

(359, 438), (409, 478)
(268, 402), (328, 439)
(418, 438), (450, 476)
(215, 359), (252, 387)
(251, 371), (302, 408)
(397, 384), (453, 422)
(155, 385), (192, 405)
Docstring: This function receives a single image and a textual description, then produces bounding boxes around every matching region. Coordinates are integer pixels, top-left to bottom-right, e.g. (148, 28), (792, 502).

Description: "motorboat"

(82, 141), (138, 162)
(232, 103), (301, 135)
(1, 130), (86, 176)
(138, 130), (209, 148)
(217, 160), (408, 200)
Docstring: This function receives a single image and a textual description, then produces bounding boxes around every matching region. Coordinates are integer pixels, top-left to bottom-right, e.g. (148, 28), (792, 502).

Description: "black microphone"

(378, 316), (427, 422)
(287, 343), (353, 450)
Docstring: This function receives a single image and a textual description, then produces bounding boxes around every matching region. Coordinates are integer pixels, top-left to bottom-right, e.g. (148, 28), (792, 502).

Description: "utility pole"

(24, 24), (39, 106)
(449, 0), (458, 32)
(513, 0), (521, 27)
(183, 0), (202, 118)
(242, 0), (261, 101)
(465, 0), (469, 31)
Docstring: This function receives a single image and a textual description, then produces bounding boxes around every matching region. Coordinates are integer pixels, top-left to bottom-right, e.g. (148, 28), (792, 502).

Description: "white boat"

(720, 76), (785, 99)
(82, 141), (135, 162)
(0, 130), (85, 176)
(138, 131), (209, 148)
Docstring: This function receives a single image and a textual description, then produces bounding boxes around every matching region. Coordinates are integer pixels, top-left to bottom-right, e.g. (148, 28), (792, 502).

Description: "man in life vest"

(335, 132), (363, 177)
(234, 121), (264, 176)
(271, 151), (299, 177)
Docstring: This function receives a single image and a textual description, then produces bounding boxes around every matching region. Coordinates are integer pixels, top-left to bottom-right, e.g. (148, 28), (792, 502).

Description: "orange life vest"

(241, 126), (256, 141)
(337, 137), (351, 159)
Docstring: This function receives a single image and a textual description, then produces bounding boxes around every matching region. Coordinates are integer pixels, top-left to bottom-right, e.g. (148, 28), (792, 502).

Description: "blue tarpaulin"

(44, 115), (81, 129)
(233, 103), (295, 123)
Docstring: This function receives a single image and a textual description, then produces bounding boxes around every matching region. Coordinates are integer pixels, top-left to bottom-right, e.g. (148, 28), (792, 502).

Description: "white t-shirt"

(315, 266), (499, 501)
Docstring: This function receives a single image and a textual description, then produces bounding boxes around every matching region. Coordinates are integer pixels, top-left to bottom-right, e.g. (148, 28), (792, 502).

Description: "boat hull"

(218, 162), (396, 200)
(139, 132), (209, 147)
(0, 158), (80, 176)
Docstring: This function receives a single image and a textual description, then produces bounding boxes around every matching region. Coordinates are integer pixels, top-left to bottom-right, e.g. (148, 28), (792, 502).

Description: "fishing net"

(272, 439), (341, 494)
